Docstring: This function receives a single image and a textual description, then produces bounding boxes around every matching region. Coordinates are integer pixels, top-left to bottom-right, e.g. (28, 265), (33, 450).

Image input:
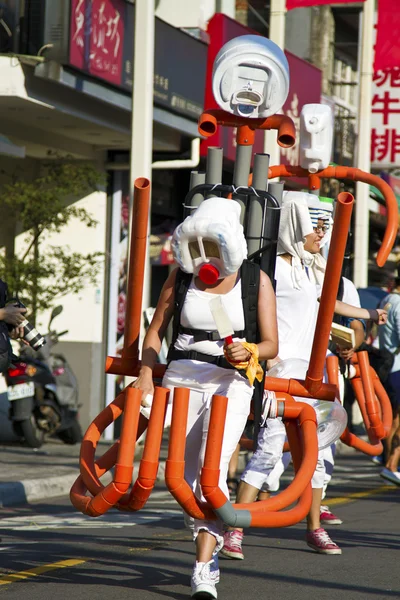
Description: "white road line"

(0, 509), (181, 531)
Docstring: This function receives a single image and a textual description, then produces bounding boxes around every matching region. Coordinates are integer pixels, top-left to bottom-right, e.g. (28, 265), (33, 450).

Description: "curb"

(0, 460), (167, 508)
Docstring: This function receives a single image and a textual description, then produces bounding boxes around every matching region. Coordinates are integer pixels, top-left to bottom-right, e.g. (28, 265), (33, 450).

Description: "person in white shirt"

(222, 193), (386, 559)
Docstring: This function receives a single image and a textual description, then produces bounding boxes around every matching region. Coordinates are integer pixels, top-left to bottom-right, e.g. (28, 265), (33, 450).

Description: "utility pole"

(354, 0), (374, 288)
(130, 0), (155, 320)
(265, 0), (286, 168)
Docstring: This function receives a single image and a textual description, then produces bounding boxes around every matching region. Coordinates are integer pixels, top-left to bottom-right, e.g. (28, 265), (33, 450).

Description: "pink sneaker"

(320, 505), (343, 525)
(220, 530), (244, 560)
(306, 528), (342, 555)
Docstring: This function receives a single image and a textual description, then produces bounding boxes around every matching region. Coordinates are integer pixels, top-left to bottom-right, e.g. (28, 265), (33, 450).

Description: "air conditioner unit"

(20, 0), (70, 62)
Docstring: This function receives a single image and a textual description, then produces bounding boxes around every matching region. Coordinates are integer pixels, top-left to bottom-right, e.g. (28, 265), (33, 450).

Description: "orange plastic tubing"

(306, 192), (354, 395)
(267, 165), (398, 268)
(266, 376), (337, 401)
(357, 351), (386, 441)
(106, 177), (151, 375)
(119, 387), (169, 511)
(372, 373), (392, 436)
(198, 109), (296, 148)
(249, 418), (313, 527)
(70, 386), (142, 516)
(325, 355), (340, 399)
(325, 354), (384, 456)
(201, 394), (318, 526)
(164, 387), (216, 520)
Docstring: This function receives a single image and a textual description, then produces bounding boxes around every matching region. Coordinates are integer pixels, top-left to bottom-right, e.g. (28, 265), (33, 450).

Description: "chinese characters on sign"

(68, 2), (206, 121)
(70, 0), (125, 86)
(371, 68), (400, 168)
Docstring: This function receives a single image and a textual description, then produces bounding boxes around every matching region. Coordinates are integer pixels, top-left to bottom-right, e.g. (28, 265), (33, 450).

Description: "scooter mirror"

(51, 305), (63, 319)
(49, 305), (63, 329)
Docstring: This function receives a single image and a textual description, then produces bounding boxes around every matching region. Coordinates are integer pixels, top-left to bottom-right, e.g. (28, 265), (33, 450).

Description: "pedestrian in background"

(378, 267), (400, 486)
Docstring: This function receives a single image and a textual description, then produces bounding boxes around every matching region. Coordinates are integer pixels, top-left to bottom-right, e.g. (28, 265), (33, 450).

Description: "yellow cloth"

(224, 342), (264, 386)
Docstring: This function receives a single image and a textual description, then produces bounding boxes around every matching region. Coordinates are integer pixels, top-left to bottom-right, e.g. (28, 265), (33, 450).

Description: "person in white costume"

(221, 192), (386, 559)
(133, 197), (278, 600)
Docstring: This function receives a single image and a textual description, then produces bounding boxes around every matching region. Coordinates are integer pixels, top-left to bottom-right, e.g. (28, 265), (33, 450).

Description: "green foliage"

(0, 160), (106, 317)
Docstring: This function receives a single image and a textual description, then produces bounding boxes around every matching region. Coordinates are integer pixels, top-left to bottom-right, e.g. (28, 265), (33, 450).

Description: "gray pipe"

(233, 144), (253, 224)
(205, 147), (223, 198)
(267, 182), (284, 206)
(260, 181), (284, 280)
(246, 153), (270, 256)
(185, 171), (206, 218)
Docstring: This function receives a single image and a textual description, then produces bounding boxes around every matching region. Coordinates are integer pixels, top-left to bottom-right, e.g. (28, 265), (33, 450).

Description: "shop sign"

(69, 0), (207, 120)
(371, 68), (400, 169)
(70, 0), (125, 87)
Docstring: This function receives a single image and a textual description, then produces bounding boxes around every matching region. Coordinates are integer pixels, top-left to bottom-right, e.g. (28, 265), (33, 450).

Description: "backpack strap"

(240, 260), (260, 344)
(167, 269), (192, 363)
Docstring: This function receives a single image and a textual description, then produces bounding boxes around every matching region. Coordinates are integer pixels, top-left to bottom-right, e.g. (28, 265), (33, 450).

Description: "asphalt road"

(0, 453), (399, 600)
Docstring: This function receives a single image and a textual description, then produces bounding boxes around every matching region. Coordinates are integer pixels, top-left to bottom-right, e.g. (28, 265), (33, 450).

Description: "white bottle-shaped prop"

(212, 35), (290, 119)
(299, 104), (333, 173)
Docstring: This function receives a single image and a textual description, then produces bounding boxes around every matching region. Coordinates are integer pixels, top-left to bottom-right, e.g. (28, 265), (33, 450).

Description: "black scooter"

(5, 306), (82, 448)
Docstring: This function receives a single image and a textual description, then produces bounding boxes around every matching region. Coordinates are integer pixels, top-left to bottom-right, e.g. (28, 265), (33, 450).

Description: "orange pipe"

(340, 428), (383, 456)
(325, 355), (340, 398)
(246, 400), (318, 515)
(106, 177), (151, 374)
(198, 109), (296, 148)
(105, 357), (166, 378)
(266, 376), (337, 401)
(267, 165), (398, 267)
(70, 387), (142, 516)
(201, 394), (318, 526)
(201, 394), (230, 510)
(351, 377), (374, 435)
(325, 350), (388, 454)
(79, 390), (126, 497)
(120, 387), (169, 511)
(372, 374), (393, 436)
(248, 418), (314, 526)
(357, 351), (386, 441)
(305, 192), (354, 395)
(164, 387), (215, 520)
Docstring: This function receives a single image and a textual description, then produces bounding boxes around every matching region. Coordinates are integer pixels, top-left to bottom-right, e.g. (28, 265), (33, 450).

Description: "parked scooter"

(5, 305), (82, 448)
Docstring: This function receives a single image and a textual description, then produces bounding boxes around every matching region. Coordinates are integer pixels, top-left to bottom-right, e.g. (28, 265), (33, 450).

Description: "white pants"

(241, 417), (326, 490)
(163, 360), (253, 551)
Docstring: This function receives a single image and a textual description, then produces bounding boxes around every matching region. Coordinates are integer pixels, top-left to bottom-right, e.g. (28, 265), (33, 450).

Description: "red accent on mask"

(198, 263), (219, 284)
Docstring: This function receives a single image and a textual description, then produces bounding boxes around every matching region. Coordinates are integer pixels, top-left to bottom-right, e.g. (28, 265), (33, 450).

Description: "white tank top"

(174, 277), (245, 356)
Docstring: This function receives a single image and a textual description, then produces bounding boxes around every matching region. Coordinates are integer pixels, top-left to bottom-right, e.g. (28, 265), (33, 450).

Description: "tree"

(0, 160), (107, 324)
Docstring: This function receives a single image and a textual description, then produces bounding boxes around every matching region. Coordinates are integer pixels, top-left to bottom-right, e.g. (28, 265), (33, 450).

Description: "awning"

(0, 56), (200, 160)
(0, 134), (25, 158)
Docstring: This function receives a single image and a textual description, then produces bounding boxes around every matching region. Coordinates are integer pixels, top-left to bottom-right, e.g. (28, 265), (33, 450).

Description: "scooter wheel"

(57, 419), (82, 445)
(19, 416), (45, 448)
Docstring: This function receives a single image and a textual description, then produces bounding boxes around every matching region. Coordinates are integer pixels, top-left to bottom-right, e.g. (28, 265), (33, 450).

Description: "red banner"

(69, 0), (125, 86)
(374, 0), (400, 72)
(287, 0), (365, 8)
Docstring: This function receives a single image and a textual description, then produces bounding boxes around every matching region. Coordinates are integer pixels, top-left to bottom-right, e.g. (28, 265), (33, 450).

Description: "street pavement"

(0, 447), (398, 600)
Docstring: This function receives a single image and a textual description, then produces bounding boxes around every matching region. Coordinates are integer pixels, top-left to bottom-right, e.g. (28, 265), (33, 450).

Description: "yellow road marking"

(326, 484), (395, 507)
(0, 558), (87, 586)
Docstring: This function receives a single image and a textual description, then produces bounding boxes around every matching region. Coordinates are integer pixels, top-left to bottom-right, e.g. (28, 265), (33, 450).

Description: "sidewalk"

(0, 435), (167, 508)
(0, 429), (361, 508)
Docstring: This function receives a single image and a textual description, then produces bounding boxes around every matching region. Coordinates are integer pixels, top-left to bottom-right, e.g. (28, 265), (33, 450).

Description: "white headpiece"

(172, 197), (248, 283)
(278, 191), (327, 289)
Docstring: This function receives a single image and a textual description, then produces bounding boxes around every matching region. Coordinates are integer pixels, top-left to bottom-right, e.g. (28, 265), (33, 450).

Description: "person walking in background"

(378, 267), (400, 486)
(222, 193), (387, 561)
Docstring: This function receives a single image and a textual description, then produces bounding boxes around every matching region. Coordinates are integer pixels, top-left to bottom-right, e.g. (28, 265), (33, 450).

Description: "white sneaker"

(380, 467), (400, 486)
(191, 560), (218, 599)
